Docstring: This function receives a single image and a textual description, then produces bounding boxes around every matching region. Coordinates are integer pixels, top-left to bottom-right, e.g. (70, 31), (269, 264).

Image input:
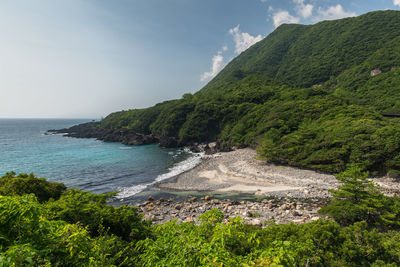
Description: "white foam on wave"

(155, 151), (203, 182)
(117, 184), (149, 199)
(119, 147), (132, 150)
(116, 149), (204, 199)
(41, 132), (65, 136)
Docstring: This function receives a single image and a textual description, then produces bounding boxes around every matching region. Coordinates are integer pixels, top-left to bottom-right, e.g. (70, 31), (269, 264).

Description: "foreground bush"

(1, 172), (400, 266)
(0, 172), (66, 202)
(136, 210), (400, 266)
(0, 194), (138, 266)
(0, 173), (150, 266)
(45, 189), (151, 241)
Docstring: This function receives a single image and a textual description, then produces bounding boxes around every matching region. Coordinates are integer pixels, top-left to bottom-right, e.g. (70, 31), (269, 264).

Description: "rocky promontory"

(48, 122), (179, 147)
(47, 122), (224, 150)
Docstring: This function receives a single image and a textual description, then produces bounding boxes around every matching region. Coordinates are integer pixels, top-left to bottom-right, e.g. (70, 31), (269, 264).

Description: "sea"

(0, 118), (203, 204)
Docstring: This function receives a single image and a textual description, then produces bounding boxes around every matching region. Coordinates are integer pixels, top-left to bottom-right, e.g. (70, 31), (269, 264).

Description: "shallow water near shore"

(115, 188), (265, 206)
(0, 118), (198, 200)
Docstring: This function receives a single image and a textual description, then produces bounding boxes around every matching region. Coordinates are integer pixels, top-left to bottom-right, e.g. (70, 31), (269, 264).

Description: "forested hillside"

(60, 10), (400, 175)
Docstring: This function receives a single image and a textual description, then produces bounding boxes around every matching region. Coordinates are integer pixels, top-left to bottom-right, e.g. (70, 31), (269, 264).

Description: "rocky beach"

(138, 195), (329, 226)
(138, 148), (400, 225)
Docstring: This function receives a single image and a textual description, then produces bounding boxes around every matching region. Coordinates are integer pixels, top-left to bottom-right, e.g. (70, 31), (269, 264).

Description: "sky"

(1, 0), (399, 118)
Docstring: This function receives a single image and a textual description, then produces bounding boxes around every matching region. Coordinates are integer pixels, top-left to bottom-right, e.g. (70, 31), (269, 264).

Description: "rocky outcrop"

(158, 135), (179, 148)
(186, 141), (223, 154)
(47, 122), (102, 138)
(48, 122), (227, 151)
(48, 122), (159, 146)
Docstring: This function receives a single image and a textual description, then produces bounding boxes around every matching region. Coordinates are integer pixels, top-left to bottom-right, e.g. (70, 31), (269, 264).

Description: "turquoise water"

(0, 119), (198, 201)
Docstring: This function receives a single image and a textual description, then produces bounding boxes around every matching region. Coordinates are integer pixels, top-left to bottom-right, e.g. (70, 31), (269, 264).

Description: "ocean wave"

(41, 132), (66, 136)
(119, 147), (132, 150)
(155, 151), (203, 182)
(116, 150), (204, 199)
(117, 184), (149, 199)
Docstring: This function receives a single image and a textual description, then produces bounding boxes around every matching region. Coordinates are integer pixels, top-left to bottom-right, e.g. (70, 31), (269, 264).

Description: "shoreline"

(154, 148), (339, 199)
(154, 148), (400, 198)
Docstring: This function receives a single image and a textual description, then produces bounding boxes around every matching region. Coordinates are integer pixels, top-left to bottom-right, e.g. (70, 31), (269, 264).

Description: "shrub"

(0, 172), (66, 202)
(319, 167), (400, 229)
(45, 189), (150, 241)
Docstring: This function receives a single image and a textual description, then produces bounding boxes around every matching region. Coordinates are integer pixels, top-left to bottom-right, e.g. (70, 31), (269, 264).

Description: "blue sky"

(1, 0), (399, 118)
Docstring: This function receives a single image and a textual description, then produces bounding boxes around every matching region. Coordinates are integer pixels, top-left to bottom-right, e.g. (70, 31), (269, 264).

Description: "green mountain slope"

(67, 10), (400, 175)
(201, 10), (400, 90)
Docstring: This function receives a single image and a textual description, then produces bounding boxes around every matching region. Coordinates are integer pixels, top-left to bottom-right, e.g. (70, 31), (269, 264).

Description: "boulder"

(204, 195), (213, 201)
(370, 68), (382, 76)
(250, 219), (262, 226)
(188, 197), (197, 203)
(292, 218), (306, 224)
(292, 210), (302, 216)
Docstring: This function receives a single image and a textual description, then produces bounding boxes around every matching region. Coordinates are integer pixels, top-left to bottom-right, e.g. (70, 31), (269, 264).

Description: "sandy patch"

(156, 148), (337, 198)
(156, 148), (400, 198)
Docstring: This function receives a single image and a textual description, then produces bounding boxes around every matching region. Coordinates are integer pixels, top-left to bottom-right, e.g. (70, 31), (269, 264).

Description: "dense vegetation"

(0, 173), (151, 266)
(74, 10), (400, 175)
(1, 169), (400, 266)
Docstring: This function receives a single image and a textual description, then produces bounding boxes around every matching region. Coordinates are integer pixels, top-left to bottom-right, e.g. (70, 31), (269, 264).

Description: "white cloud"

(200, 25), (263, 82)
(200, 51), (226, 82)
(229, 25), (263, 54)
(293, 0), (313, 18)
(395, 0), (400, 7)
(260, 0), (268, 2)
(315, 4), (356, 21)
(272, 10), (300, 28)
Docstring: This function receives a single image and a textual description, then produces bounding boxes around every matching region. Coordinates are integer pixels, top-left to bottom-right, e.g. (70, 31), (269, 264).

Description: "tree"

(319, 166), (400, 230)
